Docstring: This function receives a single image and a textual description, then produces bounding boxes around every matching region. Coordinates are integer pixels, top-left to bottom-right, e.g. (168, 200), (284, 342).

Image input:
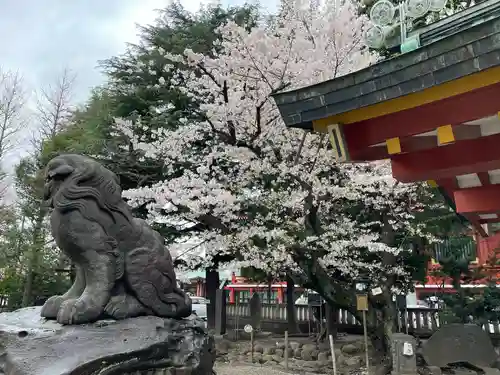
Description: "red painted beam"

(438, 183), (488, 237)
(344, 81), (500, 151)
(436, 178), (458, 190)
(350, 126), (480, 161)
(350, 136), (438, 161)
(391, 133), (500, 182)
(454, 185), (500, 214)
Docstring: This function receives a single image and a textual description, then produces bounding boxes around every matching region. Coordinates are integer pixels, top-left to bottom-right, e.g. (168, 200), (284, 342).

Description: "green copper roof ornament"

(363, 0), (448, 52)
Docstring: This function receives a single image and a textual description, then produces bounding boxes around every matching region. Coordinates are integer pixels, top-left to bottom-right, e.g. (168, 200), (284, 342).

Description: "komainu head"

(44, 154), (130, 222)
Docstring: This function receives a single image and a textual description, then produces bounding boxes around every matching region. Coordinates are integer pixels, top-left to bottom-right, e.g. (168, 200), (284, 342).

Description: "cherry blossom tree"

(120, 0), (380, 265)
(115, 0), (439, 359)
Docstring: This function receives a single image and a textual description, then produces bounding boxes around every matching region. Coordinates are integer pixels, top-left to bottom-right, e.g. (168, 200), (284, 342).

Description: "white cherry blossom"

(116, 0), (435, 287)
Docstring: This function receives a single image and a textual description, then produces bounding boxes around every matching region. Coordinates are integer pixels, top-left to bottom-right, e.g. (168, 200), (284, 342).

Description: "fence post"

(251, 329), (254, 362)
(284, 330), (289, 370)
(235, 298), (240, 341)
(362, 310), (370, 375)
(205, 269), (219, 330)
(329, 334), (338, 375)
(215, 289), (227, 335)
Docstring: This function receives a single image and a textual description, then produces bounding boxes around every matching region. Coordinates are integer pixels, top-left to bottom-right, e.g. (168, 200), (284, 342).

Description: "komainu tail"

(125, 246), (192, 318)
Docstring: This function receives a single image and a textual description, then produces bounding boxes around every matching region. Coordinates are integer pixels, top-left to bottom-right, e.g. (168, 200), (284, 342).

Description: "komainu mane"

(41, 154), (192, 324)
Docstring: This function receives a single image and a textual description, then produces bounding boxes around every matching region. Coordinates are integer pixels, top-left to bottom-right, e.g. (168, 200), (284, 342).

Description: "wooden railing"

(226, 303), (500, 336)
(432, 236), (476, 262)
(0, 295), (7, 307)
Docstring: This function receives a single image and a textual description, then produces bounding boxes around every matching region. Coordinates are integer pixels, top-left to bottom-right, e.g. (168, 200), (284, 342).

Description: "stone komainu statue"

(41, 154), (192, 325)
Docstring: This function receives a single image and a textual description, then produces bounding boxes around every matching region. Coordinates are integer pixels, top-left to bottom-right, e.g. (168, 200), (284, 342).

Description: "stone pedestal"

(391, 333), (417, 375)
(0, 306), (214, 375)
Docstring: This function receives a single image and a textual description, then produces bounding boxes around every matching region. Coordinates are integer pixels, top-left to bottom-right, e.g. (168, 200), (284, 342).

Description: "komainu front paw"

(41, 295), (65, 319)
(104, 295), (128, 320)
(56, 298), (103, 325)
(104, 294), (150, 320)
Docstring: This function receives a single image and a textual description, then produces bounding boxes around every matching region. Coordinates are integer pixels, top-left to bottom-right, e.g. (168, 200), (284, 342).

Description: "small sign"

(403, 342), (413, 356)
(244, 324), (253, 333)
(356, 294), (369, 311)
(371, 287), (382, 296)
(355, 283), (366, 292)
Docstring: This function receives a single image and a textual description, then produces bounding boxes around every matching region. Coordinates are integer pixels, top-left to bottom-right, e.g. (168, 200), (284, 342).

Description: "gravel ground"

(214, 363), (307, 375)
(214, 362), (367, 375)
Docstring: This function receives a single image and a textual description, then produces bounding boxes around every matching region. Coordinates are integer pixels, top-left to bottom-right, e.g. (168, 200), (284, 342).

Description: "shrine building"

(273, 0), (500, 239)
(272, 0), (500, 292)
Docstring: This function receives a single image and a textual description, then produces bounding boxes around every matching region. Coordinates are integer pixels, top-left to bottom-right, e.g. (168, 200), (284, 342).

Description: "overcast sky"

(2, 1), (169, 103)
(0, 0), (268, 105)
(0, 0), (272, 186)
(0, 0), (210, 162)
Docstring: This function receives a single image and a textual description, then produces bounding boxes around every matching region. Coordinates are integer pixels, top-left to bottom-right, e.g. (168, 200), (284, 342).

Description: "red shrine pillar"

(196, 280), (205, 297)
(277, 287), (284, 303)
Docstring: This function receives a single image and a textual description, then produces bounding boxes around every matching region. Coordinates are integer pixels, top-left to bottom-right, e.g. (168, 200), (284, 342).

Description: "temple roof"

(273, 0), (500, 131)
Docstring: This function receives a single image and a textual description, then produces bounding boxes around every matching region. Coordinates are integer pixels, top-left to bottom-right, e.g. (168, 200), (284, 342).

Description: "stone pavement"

(215, 362), (316, 375)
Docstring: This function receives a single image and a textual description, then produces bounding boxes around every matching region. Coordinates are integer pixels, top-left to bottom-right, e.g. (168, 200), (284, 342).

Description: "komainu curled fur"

(40, 154), (192, 325)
